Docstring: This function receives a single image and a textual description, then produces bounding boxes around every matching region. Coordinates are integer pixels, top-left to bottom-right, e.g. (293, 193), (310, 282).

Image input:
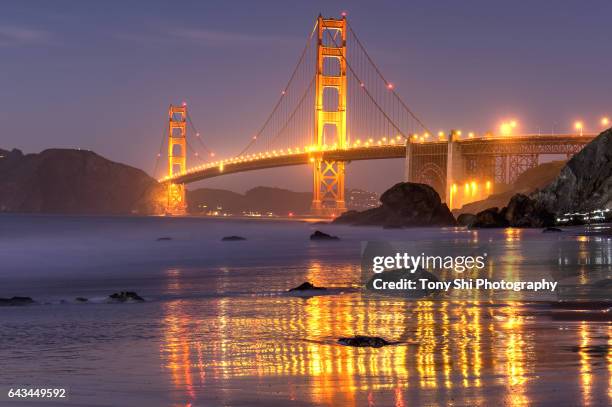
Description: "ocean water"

(0, 214), (610, 406)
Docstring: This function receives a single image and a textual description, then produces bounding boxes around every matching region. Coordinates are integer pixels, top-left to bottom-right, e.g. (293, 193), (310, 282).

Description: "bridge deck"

(164, 134), (596, 185)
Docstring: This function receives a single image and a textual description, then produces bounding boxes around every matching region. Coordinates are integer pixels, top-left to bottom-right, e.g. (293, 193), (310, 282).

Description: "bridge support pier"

(404, 139), (413, 182)
(446, 134), (465, 210)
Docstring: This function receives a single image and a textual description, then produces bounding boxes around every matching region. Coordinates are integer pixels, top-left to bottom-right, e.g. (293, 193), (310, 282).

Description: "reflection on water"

(159, 267), (610, 406)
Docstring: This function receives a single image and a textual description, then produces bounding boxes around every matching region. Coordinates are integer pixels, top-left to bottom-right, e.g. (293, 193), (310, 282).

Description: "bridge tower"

(166, 104), (187, 215)
(311, 15), (347, 216)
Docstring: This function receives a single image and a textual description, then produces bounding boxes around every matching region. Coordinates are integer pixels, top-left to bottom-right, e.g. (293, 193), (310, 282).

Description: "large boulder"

(504, 193), (555, 227)
(471, 207), (509, 228)
(334, 182), (456, 227)
(457, 213), (477, 227)
(470, 195), (555, 228)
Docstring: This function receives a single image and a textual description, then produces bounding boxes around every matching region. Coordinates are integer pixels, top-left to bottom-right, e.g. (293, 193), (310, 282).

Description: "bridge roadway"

(164, 134), (595, 185)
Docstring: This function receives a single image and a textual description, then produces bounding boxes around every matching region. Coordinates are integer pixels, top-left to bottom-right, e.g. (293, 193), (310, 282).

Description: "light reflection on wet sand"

(159, 265), (611, 406)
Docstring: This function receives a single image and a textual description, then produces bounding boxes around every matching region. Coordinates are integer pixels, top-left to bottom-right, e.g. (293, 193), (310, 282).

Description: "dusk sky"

(1, 0), (610, 193)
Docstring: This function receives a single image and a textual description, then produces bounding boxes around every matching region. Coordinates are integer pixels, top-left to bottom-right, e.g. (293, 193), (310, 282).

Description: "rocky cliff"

(0, 148), (165, 214)
(532, 129), (612, 213)
(333, 182), (456, 227)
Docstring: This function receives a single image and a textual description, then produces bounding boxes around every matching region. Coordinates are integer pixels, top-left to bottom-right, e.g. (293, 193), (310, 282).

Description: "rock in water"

(0, 296), (34, 306)
(471, 196), (555, 228)
(457, 213), (477, 227)
(108, 291), (145, 303)
(288, 282), (327, 292)
(338, 336), (392, 348)
(221, 236), (247, 241)
(333, 182), (456, 227)
(504, 193), (555, 227)
(471, 207), (509, 228)
(543, 227), (562, 233)
(156, 237), (172, 241)
(310, 230), (339, 240)
(75, 297), (89, 302)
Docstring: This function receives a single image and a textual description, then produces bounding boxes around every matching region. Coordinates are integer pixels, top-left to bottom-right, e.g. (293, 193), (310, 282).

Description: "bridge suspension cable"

(237, 19), (319, 157)
(153, 120), (168, 178)
(346, 21), (431, 136)
(186, 111), (215, 158)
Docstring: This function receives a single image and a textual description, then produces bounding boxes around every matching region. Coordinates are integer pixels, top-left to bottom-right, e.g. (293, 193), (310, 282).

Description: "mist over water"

(0, 214), (610, 406)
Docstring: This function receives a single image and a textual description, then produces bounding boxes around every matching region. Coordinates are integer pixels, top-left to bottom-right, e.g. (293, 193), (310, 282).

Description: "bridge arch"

(415, 162), (446, 200)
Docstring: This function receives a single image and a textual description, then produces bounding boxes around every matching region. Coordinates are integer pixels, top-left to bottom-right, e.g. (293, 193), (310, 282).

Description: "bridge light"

(309, 157), (315, 163)
(386, 83), (394, 90)
(360, 82), (365, 88)
(382, 137), (387, 142)
(438, 131), (444, 138)
(601, 117), (610, 127)
(396, 135), (402, 140)
(500, 122), (511, 136)
(510, 120), (517, 128)
(468, 132), (475, 138)
(368, 138), (373, 143)
(574, 121), (583, 136)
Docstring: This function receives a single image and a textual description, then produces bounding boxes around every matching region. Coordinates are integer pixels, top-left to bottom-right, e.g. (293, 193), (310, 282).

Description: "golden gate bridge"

(155, 15), (595, 216)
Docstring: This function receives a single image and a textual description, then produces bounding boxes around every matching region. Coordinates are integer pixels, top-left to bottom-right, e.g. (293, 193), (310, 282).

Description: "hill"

(0, 148), (165, 214)
(187, 186), (312, 215)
